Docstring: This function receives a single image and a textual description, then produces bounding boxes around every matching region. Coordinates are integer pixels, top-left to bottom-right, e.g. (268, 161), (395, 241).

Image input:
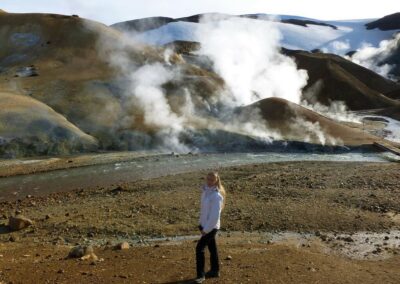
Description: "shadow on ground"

(0, 224), (10, 234)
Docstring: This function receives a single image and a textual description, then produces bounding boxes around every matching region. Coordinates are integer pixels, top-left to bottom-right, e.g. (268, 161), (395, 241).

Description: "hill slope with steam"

(283, 49), (400, 110)
(0, 91), (97, 158)
(0, 11), (399, 157)
(239, 97), (380, 146)
(113, 13), (400, 83)
(0, 11), (224, 156)
(166, 40), (400, 112)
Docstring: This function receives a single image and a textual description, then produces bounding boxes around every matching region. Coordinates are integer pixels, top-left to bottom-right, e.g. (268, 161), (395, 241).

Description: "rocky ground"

(0, 161), (400, 283)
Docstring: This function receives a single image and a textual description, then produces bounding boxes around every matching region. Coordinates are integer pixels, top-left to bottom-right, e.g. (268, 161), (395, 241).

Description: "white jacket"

(199, 185), (224, 233)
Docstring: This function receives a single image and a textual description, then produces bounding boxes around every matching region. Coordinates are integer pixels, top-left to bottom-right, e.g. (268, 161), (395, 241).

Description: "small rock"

(225, 255), (232, 260)
(68, 245), (96, 260)
(9, 235), (18, 242)
(15, 66), (38, 77)
(111, 186), (126, 195)
(343, 236), (354, 243)
(114, 242), (130, 250)
(45, 214), (51, 220)
(8, 215), (33, 231)
(57, 269), (64, 274)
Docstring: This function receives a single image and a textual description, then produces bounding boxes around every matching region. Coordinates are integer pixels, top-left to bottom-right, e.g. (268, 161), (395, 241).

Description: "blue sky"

(1, 0), (399, 25)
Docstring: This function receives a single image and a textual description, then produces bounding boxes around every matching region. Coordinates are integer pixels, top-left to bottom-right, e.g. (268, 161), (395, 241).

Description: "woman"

(194, 172), (226, 283)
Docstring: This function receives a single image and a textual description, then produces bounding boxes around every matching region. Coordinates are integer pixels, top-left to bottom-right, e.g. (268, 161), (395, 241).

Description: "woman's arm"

(202, 193), (223, 234)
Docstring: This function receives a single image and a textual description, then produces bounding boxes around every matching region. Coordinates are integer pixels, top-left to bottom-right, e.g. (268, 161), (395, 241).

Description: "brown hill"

(365, 13), (400, 30)
(283, 49), (400, 110)
(0, 12), (224, 153)
(111, 16), (174, 33)
(375, 106), (400, 120)
(0, 91), (98, 157)
(239, 97), (383, 146)
(384, 88), (400, 100)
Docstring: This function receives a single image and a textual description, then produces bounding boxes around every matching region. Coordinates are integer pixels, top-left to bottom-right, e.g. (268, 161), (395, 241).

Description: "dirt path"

(1, 236), (400, 284)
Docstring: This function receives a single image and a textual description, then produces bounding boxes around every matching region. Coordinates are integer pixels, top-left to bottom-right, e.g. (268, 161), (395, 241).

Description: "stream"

(0, 151), (397, 201)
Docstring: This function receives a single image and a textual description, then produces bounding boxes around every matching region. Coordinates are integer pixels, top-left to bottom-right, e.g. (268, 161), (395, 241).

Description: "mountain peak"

(365, 12), (400, 30)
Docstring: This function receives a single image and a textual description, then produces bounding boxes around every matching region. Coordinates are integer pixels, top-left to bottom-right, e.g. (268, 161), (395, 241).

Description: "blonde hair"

(208, 171), (226, 209)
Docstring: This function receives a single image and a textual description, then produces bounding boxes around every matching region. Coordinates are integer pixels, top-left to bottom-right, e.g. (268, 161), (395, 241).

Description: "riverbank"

(0, 161), (400, 283)
(0, 152), (397, 202)
(0, 151), (163, 178)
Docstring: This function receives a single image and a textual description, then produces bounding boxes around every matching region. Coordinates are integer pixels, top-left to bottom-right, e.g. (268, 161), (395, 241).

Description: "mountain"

(365, 13), (400, 30)
(1, 11), (400, 157)
(111, 13), (337, 33)
(283, 49), (400, 110)
(113, 12), (400, 86)
(112, 13), (400, 54)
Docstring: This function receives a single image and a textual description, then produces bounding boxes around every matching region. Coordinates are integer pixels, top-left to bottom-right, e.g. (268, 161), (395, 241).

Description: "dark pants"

(196, 229), (219, 278)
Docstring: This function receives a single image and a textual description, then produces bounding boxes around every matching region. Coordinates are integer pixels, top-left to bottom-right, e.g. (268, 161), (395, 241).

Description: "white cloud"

(323, 40), (351, 54)
(1, 0), (399, 25)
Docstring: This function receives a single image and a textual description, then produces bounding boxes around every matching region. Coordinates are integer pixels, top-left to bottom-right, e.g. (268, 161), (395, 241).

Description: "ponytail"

(211, 172), (226, 209)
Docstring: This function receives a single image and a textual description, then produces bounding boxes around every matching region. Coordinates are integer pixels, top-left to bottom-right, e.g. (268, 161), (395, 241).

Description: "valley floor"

(1, 161), (400, 283)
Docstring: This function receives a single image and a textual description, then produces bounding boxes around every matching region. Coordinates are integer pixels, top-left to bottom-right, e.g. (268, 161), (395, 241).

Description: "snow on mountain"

(125, 14), (399, 55)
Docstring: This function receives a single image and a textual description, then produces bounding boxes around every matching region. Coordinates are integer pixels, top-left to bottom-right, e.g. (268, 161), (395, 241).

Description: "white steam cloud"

(196, 15), (309, 106)
(349, 33), (400, 79)
(322, 40), (351, 54)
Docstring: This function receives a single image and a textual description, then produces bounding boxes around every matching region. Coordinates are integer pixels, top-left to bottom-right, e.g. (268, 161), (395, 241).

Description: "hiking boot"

(194, 276), (205, 283)
(205, 270), (220, 278)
